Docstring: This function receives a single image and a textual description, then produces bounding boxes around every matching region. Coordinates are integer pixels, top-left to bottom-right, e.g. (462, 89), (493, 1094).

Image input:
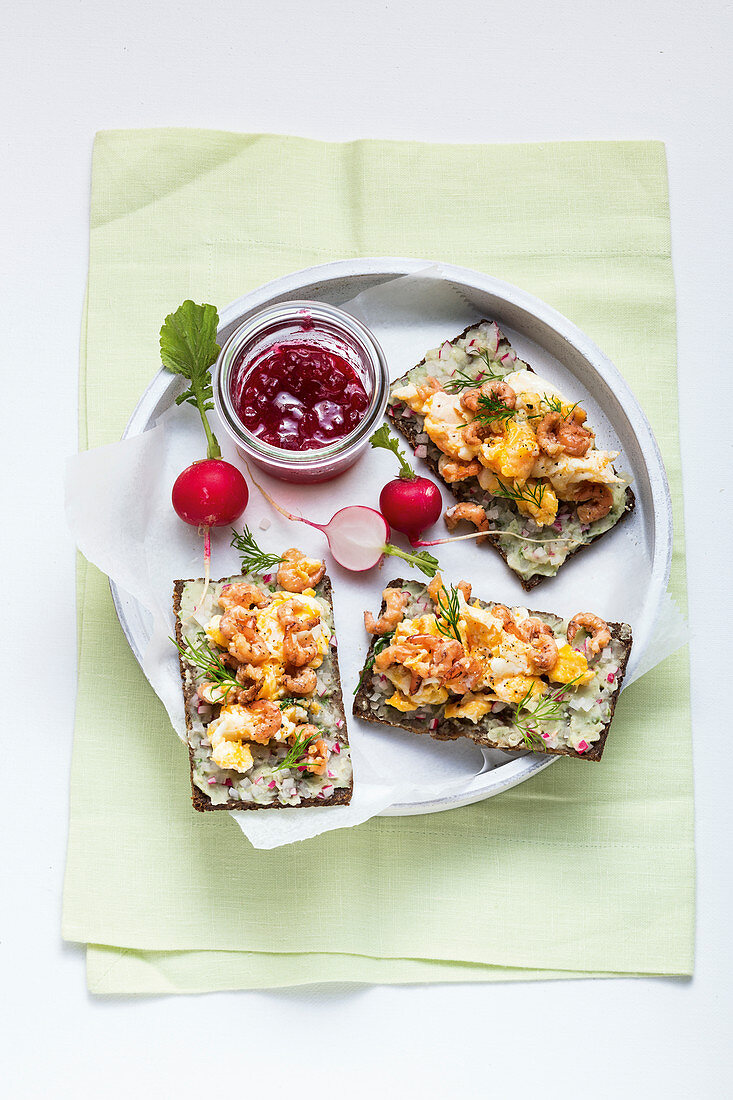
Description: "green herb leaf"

(540, 394), (580, 420)
(369, 424), (416, 480)
(274, 730), (318, 771)
(492, 476), (546, 510)
(230, 526), (284, 575)
(512, 673), (587, 748)
(354, 630), (395, 694)
(443, 351), (502, 394)
(160, 301), (222, 459)
(473, 394), (517, 426)
(171, 633), (240, 698)
(434, 582), (463, 643)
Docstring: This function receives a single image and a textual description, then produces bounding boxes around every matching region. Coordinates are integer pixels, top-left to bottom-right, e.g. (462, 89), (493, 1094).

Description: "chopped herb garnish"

(473, 394), (517, 426)
(540, 394), (580, 420)
(230, 526), (284, 575)
(443, 350), (501, 393)
(355, 631), (395, 694)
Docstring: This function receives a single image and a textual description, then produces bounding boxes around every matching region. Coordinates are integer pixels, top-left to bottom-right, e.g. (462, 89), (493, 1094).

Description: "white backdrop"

(1, 1), (731, 1096)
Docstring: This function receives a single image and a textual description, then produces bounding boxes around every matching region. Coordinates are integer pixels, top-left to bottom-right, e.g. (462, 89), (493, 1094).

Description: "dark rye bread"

(386, 320), (635, 591)
(352, 578), (633, 762)
(173, 574), (352, 812)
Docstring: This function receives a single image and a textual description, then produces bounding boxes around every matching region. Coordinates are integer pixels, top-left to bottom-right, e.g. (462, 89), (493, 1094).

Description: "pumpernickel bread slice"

(386, 320), (635, 590)
(174, 573), (352, 812)
(353, 578), (632, 762)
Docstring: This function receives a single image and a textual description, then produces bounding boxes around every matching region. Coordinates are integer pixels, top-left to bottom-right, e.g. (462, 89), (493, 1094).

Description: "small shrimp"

(219, 582), (271, 611)
(537, 412), (594, 458)
(457, 580), (472, 603)
(573, 482), (613, 524)
(415, 375), (443, 404)
(567, 613), (611, 655)
(460, 379), (516, 416)
(444, 654), (482, 694)
(521, 621), (559, 673)
(462, 421), (494, 448)
(228, 626), (270, 666)
(491, 604), (527, 641)
(282, 667), (318, 696)
(247, 699), (282, 744)
(277, 548), (326, 593)
(234, 663), (265, 705)
(283, 626), (318, 668)
(444, 502), (490, 543)
(277, 598), (320, 632)
(220, 605), (257, 641)
(294, 726), (328, 775)
(439, 457), (483, 483)
(364, 586), (408, 635)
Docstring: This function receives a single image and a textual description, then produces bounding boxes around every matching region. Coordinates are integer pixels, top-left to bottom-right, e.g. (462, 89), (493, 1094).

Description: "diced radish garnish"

(207, 777), (217, 786)
(267, 780), (276, 789)
(607, 673), (615, 683)
(333, 743), (341, 754)
(577, 741), (589, 754)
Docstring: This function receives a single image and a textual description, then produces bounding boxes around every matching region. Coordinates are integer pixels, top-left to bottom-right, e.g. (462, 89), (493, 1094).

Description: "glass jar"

(213, 301), (390, 483)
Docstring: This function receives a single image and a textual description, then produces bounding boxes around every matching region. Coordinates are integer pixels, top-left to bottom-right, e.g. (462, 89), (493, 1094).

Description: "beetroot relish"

(231, 340), (370, 450)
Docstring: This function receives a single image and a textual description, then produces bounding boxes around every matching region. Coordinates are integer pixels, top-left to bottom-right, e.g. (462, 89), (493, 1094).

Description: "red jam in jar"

(230, 340), (370, 451)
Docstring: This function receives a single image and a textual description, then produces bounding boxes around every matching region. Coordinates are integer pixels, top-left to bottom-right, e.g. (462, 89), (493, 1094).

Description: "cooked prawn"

(219, 582), (271, 612)
(567, 613), (611, 655)
(536, 411), (594, 458)
(219, 605), (257, 641)
(225, 615), (270, 665)
(415, 376), (443, 404)
(282, 667), (318, 696)
(277, 548), (326, 593)
(277, 598), (320, 632)
(234, 663), (265, 704)
(457, 580), (472, 603)
(573, 482), (614, 524)
(283, 626), (318, 668)
(246, 700), (283, 744)
(521, 621), (559, 673)
(439, 458), (483, 483)
(462, 421), (494, 448)
(444, 654), (482, 694)
(460, 379), (516, 415)
(491, 604), (527, 642)
(444, 502), (490, 543)
(198, 681), (238, 706)
(364, 586), (408, 635)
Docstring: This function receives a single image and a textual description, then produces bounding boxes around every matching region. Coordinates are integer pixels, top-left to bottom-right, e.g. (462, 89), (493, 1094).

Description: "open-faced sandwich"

(387, 321), (635, 589)
(354, 577), (632, 760)
(173, 548), (352, 810)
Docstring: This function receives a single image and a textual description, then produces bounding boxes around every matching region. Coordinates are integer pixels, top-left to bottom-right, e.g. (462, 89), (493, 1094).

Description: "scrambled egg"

(444, 693), (494, 722)
(492, 675), (546, 704)
(479, 420), (539, 482)
(547, 643), (595, 686)
(211, 740), (254, 772)
(532, 451), (621, 499)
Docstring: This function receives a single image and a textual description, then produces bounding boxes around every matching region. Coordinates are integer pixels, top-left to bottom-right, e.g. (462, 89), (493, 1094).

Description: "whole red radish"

(369, 425), (442, 545)
(161, 301), (249, 601)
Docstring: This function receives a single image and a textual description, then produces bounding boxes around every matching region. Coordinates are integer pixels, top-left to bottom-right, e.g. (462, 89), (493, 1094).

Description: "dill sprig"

(354, 631), (395, 695)
(512, 673), (586, 749)
(492, 477), (546, 510)
(171, 633), (240, 696)
(443, 351), (501, 393)
(230, 526), (284, 575)
(473, 394), (517, 426)
(274, 730), (318, 771)
(434, 583), (463, 643)
(540, 394), (580, 420)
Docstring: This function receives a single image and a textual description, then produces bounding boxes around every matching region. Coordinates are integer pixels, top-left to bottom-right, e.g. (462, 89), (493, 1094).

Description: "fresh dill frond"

(540, 394), (580, 420)
(492, 477), (547, 509)
(473, 394), (517, 425)
(274, 730), (318, 771)
(230, 526), (284, 575)
(512, 673), (587, 748)
(443, 350), (501, 393)
(171, 633), (240, 695)
(354, 631), (395, 694)
(435, 583), (463, 643)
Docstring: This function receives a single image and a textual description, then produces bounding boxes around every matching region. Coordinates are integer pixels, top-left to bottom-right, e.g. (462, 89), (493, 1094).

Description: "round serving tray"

(111, 258), (672, 817)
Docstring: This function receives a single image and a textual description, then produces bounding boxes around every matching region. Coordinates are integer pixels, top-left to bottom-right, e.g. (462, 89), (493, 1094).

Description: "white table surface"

(2, 1), (732, 1096)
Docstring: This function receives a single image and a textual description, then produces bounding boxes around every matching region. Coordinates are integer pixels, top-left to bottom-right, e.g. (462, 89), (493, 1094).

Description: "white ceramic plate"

(111, 258), (672, 816)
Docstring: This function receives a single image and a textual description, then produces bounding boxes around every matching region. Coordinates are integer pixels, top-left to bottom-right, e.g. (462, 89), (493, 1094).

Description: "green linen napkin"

(64, 132), (693, 994)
